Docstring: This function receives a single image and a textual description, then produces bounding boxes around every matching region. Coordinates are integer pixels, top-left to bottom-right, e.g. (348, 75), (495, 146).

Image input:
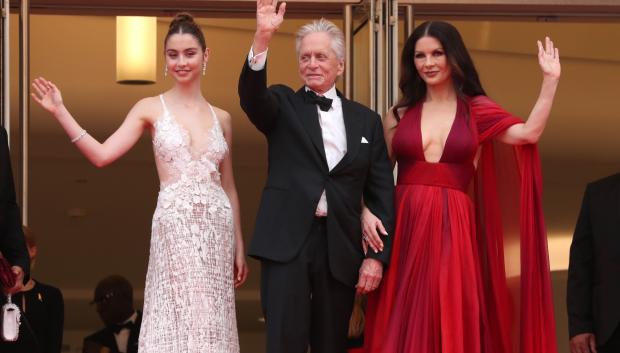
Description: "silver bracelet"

(71, 129), (87, 143)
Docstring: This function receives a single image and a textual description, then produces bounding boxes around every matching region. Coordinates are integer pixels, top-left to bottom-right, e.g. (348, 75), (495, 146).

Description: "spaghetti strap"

(159, 94), (169, 115)
(207, 103), (219, 128)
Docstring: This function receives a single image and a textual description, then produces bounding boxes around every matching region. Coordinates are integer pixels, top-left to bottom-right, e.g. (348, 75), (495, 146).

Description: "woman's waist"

(156, 180), (229, 209)
(397, 161), (474, 192)
(158, 176), (223, 192)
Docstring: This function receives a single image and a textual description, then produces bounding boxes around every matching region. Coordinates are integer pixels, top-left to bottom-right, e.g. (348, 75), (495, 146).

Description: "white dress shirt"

(310, 86), (346, 216)
(114, 311), (138, 353)
(248, 48), (347, 216)
(248, 46), (268, 71)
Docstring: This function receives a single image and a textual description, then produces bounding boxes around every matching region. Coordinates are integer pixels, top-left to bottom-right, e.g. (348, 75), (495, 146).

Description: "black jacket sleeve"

(0, 127), (30, 280)
(238, 59), (281, 135)
(567, 184), (594, 338)
(363, 115), (395, 265)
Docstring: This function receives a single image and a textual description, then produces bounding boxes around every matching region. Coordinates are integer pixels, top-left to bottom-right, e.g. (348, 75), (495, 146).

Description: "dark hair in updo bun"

(165, 12), (206, 51)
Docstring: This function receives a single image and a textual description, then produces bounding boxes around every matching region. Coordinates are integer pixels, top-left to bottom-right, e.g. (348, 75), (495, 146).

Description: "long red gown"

(364, 96), (557, 353)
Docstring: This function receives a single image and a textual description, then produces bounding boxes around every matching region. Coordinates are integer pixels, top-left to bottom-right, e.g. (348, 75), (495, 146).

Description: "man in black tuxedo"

(239, 1), (394, 352)
(0, 126), (29, 294)
(83, 275), (141, 353)
(567, 173), (620, 353)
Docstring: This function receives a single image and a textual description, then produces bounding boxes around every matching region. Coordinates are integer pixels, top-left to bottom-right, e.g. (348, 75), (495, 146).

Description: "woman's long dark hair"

(392, 21), (486, 120)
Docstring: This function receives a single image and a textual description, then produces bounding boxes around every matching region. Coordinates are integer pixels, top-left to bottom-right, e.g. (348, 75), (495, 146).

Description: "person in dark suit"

(0, 226), (64, 353)
(0, 126), (29, 294)
(238, 1), (394, 352)
(83, 275), (141, 353)
(567, 172), (620, 353)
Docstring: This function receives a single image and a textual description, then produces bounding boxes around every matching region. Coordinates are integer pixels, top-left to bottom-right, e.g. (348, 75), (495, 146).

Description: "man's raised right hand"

(256, 0), (286, 36)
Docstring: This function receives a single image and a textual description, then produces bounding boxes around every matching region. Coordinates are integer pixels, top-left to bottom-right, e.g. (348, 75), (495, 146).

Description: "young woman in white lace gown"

(31, 13), (248, 353)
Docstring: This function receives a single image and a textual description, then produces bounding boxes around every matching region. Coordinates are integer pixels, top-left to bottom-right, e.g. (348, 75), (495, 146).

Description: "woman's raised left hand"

(537, 36), (561, 80)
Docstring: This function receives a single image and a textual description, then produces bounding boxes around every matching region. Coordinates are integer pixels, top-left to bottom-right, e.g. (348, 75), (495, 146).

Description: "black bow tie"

(305, 90), (333, 112)
(111, 321), (135, 334)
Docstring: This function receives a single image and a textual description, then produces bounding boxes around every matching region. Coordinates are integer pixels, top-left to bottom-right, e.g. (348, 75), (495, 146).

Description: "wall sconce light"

(116, 16), (156, 84)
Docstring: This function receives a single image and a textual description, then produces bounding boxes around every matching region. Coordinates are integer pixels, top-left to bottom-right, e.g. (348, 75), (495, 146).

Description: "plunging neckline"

(159, 94), (219, 160)
(417, 100), (460, 164)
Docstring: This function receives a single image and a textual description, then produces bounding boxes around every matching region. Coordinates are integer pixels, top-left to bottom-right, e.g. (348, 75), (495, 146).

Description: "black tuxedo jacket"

(0, 127), (29, 278)
(239, 60), (394, 287)
(82, 311), (142, 353)
(568, 173), (620, 345)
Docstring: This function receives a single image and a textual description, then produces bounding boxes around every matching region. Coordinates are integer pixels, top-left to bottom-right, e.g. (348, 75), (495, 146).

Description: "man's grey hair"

(295, 18), (345, 62)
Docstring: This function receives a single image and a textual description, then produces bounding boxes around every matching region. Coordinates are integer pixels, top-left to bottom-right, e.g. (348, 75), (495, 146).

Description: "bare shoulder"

(211, 105), (232, 129)
(131, 96), (164, 125)
(135, 95), (161, 109)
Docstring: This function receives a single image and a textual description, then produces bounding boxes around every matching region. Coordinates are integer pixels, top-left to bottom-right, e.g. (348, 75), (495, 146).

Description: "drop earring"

(164, 66), (168, 77)
(202, 62), (207, 76)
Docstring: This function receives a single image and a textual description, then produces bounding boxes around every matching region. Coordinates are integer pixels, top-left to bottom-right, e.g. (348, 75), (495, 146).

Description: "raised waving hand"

(537, 36), (561, 80)
(31, 77), (64, 115)
(256, 0), (286, 35)
(253, 0), (286, 54)
(497, 37), (561, 145)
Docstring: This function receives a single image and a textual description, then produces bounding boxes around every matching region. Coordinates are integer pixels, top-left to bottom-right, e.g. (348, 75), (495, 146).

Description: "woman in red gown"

(362, 21), (561, 353)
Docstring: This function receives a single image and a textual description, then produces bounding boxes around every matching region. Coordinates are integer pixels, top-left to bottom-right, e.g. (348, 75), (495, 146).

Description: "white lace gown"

(138, 95), (239, 353)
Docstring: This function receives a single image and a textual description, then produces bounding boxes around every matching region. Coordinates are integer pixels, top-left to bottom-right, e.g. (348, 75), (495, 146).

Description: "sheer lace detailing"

(139, 95), (239, 353)
(152, 95), (230, 221)
(153, 94), (228, 181)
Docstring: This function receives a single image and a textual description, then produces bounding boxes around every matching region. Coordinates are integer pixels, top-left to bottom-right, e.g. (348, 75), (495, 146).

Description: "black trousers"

(599, 323), (620, 353)
(260, 217), (356, 353)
